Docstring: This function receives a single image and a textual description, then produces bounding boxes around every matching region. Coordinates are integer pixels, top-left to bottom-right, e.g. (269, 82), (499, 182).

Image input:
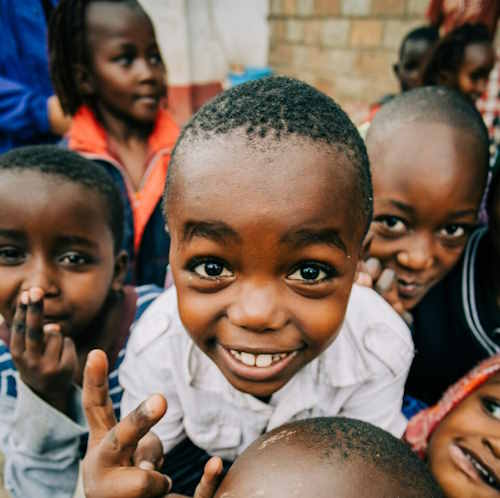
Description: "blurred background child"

(0, 0), (71, 153)
(405, 355), (500, 498)
(421, 23), (495, 104)
(0, 146), (161, 498)
(49, 0), (179, 287)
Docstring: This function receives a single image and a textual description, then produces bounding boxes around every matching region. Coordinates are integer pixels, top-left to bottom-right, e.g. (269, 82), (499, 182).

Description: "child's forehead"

(86, 1), (149, 35)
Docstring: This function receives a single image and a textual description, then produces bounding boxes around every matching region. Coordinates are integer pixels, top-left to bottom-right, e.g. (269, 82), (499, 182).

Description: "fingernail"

(365, 258), (381, 275)
(20, 292), (29, 305)
(376, 269), (396, 293)
(43, 323), (60, 334)
(166, 475), (172, 492)
(138, 460), (155, 471)
(29, 287), (44, 302)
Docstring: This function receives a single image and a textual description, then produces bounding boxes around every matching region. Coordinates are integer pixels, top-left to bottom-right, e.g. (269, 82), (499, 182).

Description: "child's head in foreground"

(421, 23), (495, 103)
(49, 0), (165, 125)
(394, 25), (439, 92)
(0, 145), (127, 342)
(405, 355), (500, 498)
(163, 76), (372, 399)
(366, 86), (489, 311)
(215, 417), (444, 498)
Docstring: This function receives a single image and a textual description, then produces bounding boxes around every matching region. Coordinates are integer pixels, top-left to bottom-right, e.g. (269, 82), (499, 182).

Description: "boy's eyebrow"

(447, 208), (478, 220)
(280, 228), (347, 254)
(388, 200), (415, 215)
(0, 229), (25, 240)
(182, 221), (241, 244)
(56, 235), (99, 249)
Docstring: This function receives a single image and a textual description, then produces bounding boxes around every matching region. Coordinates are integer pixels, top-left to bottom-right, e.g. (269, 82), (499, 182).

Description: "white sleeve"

(119, 312), (186, 454)
(1, 379), (87, 498)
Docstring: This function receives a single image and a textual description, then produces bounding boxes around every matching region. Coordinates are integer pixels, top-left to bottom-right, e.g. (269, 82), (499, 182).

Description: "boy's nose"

(23, 258), (59, 296)
(227, 281), (287, 332)
(396, 234), (434, 271)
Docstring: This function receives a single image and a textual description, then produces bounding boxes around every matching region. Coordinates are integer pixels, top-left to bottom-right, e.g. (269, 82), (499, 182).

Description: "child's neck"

(96, 106), (155, 191)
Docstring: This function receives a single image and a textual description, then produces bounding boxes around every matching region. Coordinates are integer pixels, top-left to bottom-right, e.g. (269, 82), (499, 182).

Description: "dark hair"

(487, 161), (500, 219)
(49, 0), (147, 116)
(165, 76), (372, 233)
(399, 25), (439, 58)
(0, 145), (124, 252)
(421, 23), (492, 86)
(368, 86), (490, 178)
(255, 417), (445, 498)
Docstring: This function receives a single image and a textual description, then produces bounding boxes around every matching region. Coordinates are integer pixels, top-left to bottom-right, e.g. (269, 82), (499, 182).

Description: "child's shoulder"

(319, 284), (414, 385)
(127, 286), (188, 356)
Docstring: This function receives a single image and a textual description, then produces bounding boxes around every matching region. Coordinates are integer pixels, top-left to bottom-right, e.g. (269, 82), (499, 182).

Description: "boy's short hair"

(399, 25), (439, 58)
(367, 86), (490, 175)
(49, 0), (148, 116)
(165, 76), (373, 233)
(0, 145), (124, 252)
(218, 417), (444, 498)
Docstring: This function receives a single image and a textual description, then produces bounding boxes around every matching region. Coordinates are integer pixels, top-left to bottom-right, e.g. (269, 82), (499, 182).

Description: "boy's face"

(84, 2), (166, 125)
(457, 43), (495, 102)
(0, 171), (123, 340)
(394, 38), (433, 92)
(367, 122), (484, 310)
(428, 372), (500, 498)
(167, 134), (364, 398)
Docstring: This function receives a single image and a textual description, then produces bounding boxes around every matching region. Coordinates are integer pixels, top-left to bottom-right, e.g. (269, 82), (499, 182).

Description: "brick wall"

(269, 0), (428, 122)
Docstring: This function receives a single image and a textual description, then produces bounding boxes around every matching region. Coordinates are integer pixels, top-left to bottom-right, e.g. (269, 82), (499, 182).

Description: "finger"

(43, 324), (63, 363)
(10, 293), (28, 357)
(84, 468), (171, 498)
(364, 258), (382, 281)
(25, 287), (45, 356)
(193, 457), (223, 498)
(100, 395), (167, 466)
(375, 268), (396, 295)
(134, 432), (164, 470)
(59, 336), (78, 377)
(402, 311), (414, 327)
(356, 271), (373, 288)
(83, 350), (117, 448)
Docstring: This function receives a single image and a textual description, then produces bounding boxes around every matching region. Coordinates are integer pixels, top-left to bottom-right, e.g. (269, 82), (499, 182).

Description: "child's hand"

(82, 350), (224, 498)
(356, 258), (413, 326)
(82, 349), (172, 498)
(10, 287), (78, 413)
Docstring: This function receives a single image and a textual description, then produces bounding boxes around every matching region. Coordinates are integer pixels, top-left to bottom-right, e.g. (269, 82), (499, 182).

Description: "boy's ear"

(393, 62), (400, 77)
(111, 250), (129, 292)
(74, 63), (95, 97)
(436, 69), (456, 87)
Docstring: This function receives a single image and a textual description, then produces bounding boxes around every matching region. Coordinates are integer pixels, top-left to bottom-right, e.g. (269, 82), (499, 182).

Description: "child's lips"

(218, 344), (300, 382)
(396, 278), (424, 298)
(449, 443), (500, 491)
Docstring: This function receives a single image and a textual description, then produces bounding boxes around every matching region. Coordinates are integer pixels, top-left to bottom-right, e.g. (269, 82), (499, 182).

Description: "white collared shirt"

(120, 284), (414, 459)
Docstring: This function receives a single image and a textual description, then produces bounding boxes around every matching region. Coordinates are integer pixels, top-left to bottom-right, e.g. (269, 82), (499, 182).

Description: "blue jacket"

(0, 0), (59, 153)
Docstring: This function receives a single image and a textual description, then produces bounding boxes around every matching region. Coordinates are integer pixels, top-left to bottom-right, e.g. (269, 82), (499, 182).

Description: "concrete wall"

(269, 0), (429, 122)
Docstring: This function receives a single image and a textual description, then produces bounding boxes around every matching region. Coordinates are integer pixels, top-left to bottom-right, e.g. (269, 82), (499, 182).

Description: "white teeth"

(240, 352), (256, 366)
(229, 349), (292, 368)
(256, 354), (272, 367)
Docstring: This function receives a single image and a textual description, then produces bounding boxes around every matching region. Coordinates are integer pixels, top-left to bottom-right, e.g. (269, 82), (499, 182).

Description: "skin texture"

(0, 170), (127, 409)
(214, 426), (417, 498)
(428, 373), (500, 498)
(167, 133), (365, 398)
(394, 38), (435, 92)
(443, 42), (495, 102)
(366, 121), (485, 311)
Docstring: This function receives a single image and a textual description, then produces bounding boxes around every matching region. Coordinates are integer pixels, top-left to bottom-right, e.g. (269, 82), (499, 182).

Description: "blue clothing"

(0, 0), (58, 153)
(0, 284), (162, 498)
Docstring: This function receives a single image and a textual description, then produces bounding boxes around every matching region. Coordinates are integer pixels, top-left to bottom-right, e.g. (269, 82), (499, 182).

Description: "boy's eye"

(287, 262), (334, 283)
(114, 54), (134, 66)
(149, 53), (163, 65)
(59, 252), (89, 265)
(375, 216), (407, 233)
(0, 246), (24, 264)
(439, 224), (466, 239)
(482, 397), (500, 420)
(192, 260), (233, 279)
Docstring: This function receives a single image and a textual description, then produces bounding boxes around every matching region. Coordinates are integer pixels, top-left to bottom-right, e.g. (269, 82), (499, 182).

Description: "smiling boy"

(110, 77), (414, 496)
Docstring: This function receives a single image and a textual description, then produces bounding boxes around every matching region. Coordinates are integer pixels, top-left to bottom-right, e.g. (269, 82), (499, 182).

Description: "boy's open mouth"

(450, 443), (500, 491)
(218, 345), (299, 381)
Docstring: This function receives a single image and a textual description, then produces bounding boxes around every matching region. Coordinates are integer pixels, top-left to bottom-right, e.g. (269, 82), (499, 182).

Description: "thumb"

(193, 457), (224, 498)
